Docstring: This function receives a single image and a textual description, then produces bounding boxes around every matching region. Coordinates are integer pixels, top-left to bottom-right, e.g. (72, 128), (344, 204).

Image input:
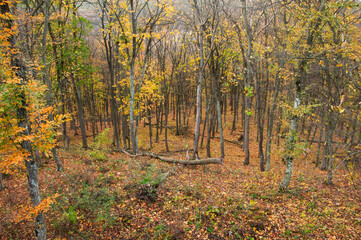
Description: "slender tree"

(1, 2), (46, 238)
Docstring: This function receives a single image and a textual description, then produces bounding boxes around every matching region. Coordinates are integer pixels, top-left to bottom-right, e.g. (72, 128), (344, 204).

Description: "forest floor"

(1, 110), (361, 239)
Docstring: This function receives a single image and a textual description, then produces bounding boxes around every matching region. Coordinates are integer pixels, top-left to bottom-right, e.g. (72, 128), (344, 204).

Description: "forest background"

(1, 0), (361, 239)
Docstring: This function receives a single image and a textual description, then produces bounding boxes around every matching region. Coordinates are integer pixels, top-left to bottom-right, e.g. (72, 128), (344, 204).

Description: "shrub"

(87, 128), (111, 162)
(125, 161), (171, 202)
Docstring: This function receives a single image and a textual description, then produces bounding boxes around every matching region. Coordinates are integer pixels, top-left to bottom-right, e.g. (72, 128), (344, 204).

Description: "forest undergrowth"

(1, 111), (360, 240)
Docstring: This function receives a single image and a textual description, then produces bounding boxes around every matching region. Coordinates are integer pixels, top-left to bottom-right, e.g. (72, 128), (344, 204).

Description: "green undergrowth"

(50, 167), (122, 237)
(7, 143), (357, 239)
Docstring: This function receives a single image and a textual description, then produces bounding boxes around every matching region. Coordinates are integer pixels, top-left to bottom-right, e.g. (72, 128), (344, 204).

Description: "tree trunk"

(276, 114), (282, 147)
(349, 114), (357, 146)
(109, 57), (121, 150)
(265, 72), (280, 171)
(110, 91), (120, 150)
(61, 96), (69, 150)
(243, 95), (250, 165)
(129, 0), (138, 154)
(155, 103), (160, 142)
(255, 71), (265, 171)
(322, 111), (338, 185)
(101, 7), (121, 151)
(34, 149), (42, 167)
(242, 0), (252, 165)
(71, 73), (88, 148)
(99, 110), (103, 130)
(21, 91), (47, 240)
(279, 94), (300, 190)
(160, 102), (164, 134)
(165, 96), (170, 152)
(223, 93), (227, 128)
(176, 93), (180, 135)
(3, 0), (47, 234)
(52, 148), (63, 172)
(193, 23), (204, 159)
(148, 102), (152, 149)
(91, 85), (99, 138)
(207, 102), (213, 158)
(68, 101), (78, 135)
(316, 121), (324, 167)
(201, 97), (210, 149)
(41, 0), (63, 171)
(121, 110), (129, 149)
(24, 157), (47, 240)
(217, 99), (225, 159)
(279, 65), (302, 190)
(0, 170), (5, 191)
(231, 86), (240, 134)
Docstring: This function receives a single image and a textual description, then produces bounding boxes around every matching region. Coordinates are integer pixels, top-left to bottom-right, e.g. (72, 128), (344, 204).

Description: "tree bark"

(101, 21), (120, 150)
(279, 62), (303, 190)
(193, 23), (205, 159)
(42, 0), (63, 171)
(0, 170), (5, 191)
(24, 155), (47, 240)
(121, 109), (130, 149)
(2, 1), (47, 235)
(279, 92), (300, 190)
(242, 0), (252, 165)
(265, 71), (280, 171)
(164, 96), (170, 152)
(129, 0), (138, 154)
(231, 85), (240, 134)
(316, 120), (324, 167)
(61, 96), (69, 150)
(201, 97), (210, 149)
(279, 0), (325, 189)
(255, 72), (265, 171)
(207, 101), (213, 158)
(217, 99), (225, 159)
(176, 92), (180, 135)
(68, 101), (78, 135)
(155, 103), (160, 142)
(223, 93), (227, 128)
(348, 114), (357, 146)
(147, 102), (152, 149)
(323, 111), (338, 184)
(71, 73), (88, 148)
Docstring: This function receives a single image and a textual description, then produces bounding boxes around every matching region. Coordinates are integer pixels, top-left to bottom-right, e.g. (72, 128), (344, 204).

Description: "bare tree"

(190, 0), (219, 159)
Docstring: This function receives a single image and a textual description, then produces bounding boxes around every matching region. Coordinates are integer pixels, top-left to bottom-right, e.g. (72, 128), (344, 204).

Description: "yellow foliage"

(0, 1), (69, 174)
(13, 194), (59, 223)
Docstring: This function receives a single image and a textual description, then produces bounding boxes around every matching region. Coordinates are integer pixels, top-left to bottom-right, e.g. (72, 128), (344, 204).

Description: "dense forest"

(1, 0), (361, 239)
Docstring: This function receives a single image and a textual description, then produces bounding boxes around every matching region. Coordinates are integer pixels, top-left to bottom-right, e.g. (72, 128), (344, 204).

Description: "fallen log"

(144, 152), (223, 165)
(120, 149), (223, 165)
(119, 148), (143, 158)
(158, 148), (194, 156)
(213, 136), (242, 146)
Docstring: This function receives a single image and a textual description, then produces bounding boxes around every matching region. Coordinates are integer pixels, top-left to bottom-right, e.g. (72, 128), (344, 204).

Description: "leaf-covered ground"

(1, 114), (360, 239)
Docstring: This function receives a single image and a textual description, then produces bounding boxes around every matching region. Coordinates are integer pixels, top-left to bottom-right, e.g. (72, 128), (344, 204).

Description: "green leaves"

(244, 86), (254, 98)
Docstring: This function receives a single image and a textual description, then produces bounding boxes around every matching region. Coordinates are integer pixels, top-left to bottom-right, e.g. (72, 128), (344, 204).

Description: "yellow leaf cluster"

(12, 194), (59, 223)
